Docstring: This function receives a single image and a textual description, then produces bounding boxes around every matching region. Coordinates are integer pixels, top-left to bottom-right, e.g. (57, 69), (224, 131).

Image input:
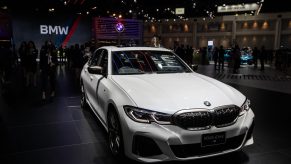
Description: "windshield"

(112, 50), (191, 75)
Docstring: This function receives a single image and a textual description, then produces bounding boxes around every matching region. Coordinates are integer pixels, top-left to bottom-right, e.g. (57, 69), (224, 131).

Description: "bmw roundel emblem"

(204, 101), (211, 106)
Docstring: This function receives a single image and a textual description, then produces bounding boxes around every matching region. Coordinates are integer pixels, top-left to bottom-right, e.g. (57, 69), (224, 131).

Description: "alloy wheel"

(108, 111), (122, 156)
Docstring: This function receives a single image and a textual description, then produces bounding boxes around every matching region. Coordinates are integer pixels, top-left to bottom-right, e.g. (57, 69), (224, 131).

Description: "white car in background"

(80, 46), (254, 163)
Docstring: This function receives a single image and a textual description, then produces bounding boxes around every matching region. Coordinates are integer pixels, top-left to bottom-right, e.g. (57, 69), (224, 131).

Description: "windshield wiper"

(156, 71), (184, 74)
(118, 72), (146, 75)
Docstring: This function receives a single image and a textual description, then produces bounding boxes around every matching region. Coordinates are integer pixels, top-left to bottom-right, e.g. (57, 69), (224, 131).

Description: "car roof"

(99, 46), (173, 52)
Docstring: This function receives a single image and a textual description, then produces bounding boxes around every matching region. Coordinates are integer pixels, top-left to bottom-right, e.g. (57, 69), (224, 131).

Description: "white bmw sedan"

(80, 46), (254, 163)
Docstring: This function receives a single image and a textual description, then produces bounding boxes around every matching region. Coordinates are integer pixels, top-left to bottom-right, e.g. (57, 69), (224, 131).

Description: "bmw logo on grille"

(204, 101), (211, 106)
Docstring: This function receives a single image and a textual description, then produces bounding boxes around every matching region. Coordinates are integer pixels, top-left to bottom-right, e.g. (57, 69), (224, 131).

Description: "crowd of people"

(0, 40), (93, 102)
(200, 45), (291, 73)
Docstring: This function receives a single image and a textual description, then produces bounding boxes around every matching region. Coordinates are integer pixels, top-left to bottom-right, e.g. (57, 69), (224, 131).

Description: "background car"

(224, 49), (253, 65)
(80, 46), (255, 163)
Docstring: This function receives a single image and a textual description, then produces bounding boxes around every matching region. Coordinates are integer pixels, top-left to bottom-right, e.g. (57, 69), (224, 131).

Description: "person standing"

(25, 41), (38, 87)
(260, 46), (266, 71)
(218, 45), (225, 70)
(252, 47), (259, 69)
(213, 47), (219, 70)
(71, 44), (83, 83)
(232, 45), (241, 74)
(18, 41), (27, 78)
(39, 41), (58, 101)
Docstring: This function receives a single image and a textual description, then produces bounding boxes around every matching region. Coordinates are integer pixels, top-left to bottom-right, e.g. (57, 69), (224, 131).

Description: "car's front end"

(119, 103), (254, 162)
(107, 47), (255, 162)
(111, 72), (254, 163)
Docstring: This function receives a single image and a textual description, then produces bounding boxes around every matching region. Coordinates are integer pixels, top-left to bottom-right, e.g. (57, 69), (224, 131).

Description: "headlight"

(124, 106), (172, 124)
(240, 99), (251, 116)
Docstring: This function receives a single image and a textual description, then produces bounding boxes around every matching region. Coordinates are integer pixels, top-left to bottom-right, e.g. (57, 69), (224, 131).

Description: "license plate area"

(201, 132), (226, 147)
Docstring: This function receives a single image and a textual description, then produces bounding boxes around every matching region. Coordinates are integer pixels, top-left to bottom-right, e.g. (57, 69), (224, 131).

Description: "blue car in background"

(240, 53), (253, 65)
(224, 49), (253, 65)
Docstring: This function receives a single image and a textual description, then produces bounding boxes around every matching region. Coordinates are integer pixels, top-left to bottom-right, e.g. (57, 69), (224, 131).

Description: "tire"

(107, 109), (125, 160)
(80, 84), (89, 109)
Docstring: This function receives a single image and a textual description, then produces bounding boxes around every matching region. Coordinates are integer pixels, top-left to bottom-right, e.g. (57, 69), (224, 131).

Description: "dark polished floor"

(1, 64), (291, 164)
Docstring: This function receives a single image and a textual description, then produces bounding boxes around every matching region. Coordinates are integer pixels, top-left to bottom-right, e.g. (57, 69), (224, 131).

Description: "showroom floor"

(1, 64), (291, 164)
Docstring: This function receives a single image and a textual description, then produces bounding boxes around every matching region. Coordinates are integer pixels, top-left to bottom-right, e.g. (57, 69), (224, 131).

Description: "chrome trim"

(187, 126), (211, 131)
(173, 108), (210, 117)
(173, 105), (241, 130)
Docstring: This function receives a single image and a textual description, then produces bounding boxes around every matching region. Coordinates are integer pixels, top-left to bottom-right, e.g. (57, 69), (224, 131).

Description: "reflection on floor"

(0, 64), (291, 164)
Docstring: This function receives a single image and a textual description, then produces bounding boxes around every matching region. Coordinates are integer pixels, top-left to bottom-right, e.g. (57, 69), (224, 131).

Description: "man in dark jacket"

(39, 40), (58, 101)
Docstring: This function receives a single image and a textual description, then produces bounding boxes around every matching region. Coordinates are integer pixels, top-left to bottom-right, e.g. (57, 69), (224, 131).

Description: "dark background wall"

(11, 13), (91, 52)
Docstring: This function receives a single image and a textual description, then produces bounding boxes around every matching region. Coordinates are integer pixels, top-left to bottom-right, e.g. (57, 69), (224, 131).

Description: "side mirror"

(87, 66), (103, 75)
(191, 64), (198, 72)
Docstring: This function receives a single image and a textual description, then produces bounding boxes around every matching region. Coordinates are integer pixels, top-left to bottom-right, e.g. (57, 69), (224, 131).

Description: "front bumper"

(120, 108), (255, 163)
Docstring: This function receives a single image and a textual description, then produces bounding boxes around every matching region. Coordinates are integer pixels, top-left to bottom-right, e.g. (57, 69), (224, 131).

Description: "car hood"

(111, 73), (245, 114)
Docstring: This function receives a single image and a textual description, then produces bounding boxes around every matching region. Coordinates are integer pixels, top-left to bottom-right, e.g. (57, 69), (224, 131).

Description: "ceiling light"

(119, 14), (122, 18)
(86, 11), (89, 15)
(129, 10), (132, 13)
(64, 1), (67, 5)
(92, 6), (97, 10)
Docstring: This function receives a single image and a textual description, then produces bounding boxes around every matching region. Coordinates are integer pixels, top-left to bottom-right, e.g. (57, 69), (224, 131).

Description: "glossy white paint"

(112, 73), (245, 113)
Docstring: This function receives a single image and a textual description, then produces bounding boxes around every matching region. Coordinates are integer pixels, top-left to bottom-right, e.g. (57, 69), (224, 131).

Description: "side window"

(89, 49), (103, 66)
(98, 50), (108, 73)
